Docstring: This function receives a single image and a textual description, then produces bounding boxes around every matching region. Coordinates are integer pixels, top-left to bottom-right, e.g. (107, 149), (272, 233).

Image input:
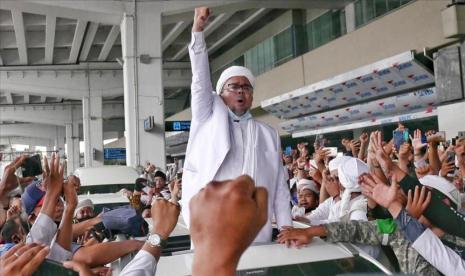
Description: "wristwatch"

(146, 233), (167, 248)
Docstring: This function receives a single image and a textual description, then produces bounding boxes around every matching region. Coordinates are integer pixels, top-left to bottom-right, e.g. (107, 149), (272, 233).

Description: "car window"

(236, 256), (382, 275)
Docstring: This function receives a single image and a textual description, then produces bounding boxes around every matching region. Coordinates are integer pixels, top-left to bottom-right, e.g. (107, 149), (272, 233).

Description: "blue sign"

(104, 148), (126, 160)
(165, 121), (191, 131)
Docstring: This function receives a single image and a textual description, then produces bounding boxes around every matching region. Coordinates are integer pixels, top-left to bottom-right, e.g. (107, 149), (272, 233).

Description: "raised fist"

(193, 7), (210, 32)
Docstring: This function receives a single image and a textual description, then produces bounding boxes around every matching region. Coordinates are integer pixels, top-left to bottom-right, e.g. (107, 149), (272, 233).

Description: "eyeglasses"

(223, 83), (253, 94)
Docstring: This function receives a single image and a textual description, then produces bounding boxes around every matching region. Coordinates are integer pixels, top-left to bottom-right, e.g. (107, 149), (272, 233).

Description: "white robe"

(181, 32), (292, 243)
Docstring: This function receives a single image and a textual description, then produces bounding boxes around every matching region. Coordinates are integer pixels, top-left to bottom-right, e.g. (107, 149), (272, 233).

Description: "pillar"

(345, 2), (356, 33)
(82, 96), (104, 167)
(65, 122), (81, 175)
(438, 101), (465, 140)
(121, 3), (166, 169)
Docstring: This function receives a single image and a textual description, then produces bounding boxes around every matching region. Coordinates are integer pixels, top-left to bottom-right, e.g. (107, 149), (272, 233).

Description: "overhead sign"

(104, 148), (126, 160)
(261, 51), (434, 119)
(280, 87), (437, 134)
(165, 121), (191, 131)
(292, 108), (438, 138)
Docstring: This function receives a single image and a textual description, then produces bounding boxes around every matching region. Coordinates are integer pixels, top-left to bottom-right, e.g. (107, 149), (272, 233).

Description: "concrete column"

(438, 101), (465, 140)
(55, 134), (65, 156)
(121, 3), (166, 169)
(82, 96), (104, 167)
(345, 2), (356, 33)
(65, 122), (81, 175)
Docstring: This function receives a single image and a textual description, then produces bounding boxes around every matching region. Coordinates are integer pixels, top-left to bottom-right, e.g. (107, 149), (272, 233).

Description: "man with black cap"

(134, 170), (171, 206)
(181, 7), (292, 243)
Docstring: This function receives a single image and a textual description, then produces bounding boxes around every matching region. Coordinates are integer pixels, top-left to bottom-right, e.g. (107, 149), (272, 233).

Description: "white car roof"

(155, 238), (353, 276)
(77, 192), (130, 205)
(74, 166), (139, 186)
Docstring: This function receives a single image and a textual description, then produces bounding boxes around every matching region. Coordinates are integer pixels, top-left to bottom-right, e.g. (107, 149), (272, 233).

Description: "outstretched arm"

(189, 7), (214, 123)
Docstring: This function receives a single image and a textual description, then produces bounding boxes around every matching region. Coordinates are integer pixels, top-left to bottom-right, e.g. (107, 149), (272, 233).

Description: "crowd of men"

(1, 6), (465, 276)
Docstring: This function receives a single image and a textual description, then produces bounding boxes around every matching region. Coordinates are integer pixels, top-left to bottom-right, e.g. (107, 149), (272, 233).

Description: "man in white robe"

(181, 7), (292, 243)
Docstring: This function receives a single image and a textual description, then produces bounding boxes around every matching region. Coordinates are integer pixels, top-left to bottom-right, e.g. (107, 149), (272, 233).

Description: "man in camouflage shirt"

(323, 220), (440, 275)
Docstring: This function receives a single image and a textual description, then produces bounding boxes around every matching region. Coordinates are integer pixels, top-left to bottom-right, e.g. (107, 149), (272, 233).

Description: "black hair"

(1, 219), (20, 243)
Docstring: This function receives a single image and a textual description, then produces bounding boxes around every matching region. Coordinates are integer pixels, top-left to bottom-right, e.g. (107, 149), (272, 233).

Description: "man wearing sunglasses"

(181, 7), (292, 244)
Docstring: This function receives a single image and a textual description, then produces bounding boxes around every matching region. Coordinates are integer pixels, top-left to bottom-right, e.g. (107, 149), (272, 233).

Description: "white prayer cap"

(337, 158), (369, 192)
(328, 156), (351, 172)
(337, 158), (369, 219)
(419, 175), (461, 207)
(74, 198), (94, 217)
(297, 179), (319, 194)
(215, 66), (255, 95)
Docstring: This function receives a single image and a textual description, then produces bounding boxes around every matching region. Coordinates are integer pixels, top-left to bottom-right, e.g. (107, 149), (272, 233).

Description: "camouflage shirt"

(324, 220), (440, 276)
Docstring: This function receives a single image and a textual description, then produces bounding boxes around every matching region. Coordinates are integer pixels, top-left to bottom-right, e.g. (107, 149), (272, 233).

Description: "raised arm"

(189, 7), (214, 123)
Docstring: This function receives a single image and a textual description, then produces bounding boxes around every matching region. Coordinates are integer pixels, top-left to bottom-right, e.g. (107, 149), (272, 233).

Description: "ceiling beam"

(79, 22), (99, 62)
(171, 11), (235, 61)
(208, 8), (269, 55)
(162, 21), (190, 51)
(68, 20), (88, 64)
(0, 1), (122, 25)
(44, 15), (56, 64)
(98, 25), (120, 62)
(11, 10), (28, 65)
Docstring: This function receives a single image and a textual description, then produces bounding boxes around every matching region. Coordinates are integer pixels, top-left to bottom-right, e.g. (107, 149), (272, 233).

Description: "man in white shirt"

(181, 7), (291, 244)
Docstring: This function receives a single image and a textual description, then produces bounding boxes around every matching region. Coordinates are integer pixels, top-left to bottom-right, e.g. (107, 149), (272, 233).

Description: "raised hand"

(398, 143), (412, 162)
(415, 165), (431, 179)
(63, 176), (78, 210)
(190, 175), (267, 275)
(0, 155), (28, 200)
(314, 148), (330, 164)
(410, 129), (427, 153)
(192, 7), (210, 32)
(151, 197), (180, 240)
(440, 161), (455, 178)
(371, 131), (393, 175)
(406, 186), (431, 219)
(360, 173), (398, 209)
(359, 133), (369, 145)
(41, 153), (65, 217)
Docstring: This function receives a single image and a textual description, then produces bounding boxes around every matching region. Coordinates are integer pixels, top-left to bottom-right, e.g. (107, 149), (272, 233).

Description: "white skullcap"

(215, 66), (255, 95)
(74, 198), (94, 217)
(328, 156), (351, 172)
(337, 158), (369, 219)
(297, 179), (319, 194)
(419, 175), (461, 207)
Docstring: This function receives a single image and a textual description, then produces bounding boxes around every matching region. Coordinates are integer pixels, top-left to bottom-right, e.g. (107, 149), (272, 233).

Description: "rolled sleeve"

(47, 241), (73, 262)
(120, 250), (157, 276)
(26, 213), (57, 246)
(394, 209), (426, 243)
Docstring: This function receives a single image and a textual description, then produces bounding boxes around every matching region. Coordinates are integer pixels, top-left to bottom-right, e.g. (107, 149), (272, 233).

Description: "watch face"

(149, 234), (161, 246)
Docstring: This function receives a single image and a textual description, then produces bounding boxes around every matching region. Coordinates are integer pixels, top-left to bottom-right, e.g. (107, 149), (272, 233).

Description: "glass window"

(363, 0), (376, 23)
(236, 256), (384, 275)
(375, 0), (388, 17)
(274, 28), (293, 66)
(355, 0), (414, 28)
(387, 0), (401, 10)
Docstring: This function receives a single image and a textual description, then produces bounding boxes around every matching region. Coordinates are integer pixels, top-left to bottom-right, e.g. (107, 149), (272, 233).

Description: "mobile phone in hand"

(323, 147), (338, 157)
(21, 154), (43, 177)
(393, 130), (404, 151)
